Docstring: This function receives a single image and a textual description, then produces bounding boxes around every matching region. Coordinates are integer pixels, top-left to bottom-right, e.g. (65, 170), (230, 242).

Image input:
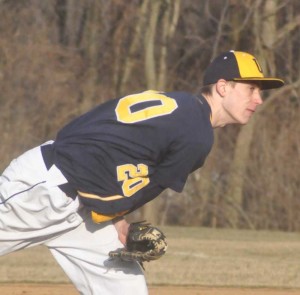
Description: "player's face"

(223, 81), (263, 124)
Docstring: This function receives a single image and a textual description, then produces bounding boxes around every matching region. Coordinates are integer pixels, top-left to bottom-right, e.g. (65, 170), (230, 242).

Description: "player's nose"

(254, 90), (263, 105)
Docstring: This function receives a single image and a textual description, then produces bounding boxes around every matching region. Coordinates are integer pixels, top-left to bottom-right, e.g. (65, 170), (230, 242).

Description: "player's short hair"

(200, 81), (236, 96)
(200, 84), (213, 96)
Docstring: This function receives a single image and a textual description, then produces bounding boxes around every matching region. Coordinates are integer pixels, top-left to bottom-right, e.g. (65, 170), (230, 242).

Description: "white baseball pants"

(0, 143), (148, 295)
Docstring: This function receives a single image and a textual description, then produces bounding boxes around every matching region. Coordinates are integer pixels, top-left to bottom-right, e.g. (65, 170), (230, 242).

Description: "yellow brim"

(233, 77), (285, 90)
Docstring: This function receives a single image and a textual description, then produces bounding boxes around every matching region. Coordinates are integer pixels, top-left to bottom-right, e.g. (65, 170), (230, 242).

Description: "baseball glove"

(109, 221), (167, 264)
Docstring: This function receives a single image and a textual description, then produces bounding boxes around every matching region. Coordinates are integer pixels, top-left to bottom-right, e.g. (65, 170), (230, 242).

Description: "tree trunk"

(157, 0), (180, 90)
(80, 1), (102, 111)
(225, 0), (278, 229)
(118, 0), (149, 95)
(142, 0), (181, 224)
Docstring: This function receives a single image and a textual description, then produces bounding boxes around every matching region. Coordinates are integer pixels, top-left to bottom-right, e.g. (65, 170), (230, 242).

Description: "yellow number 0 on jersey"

(115, 90), (178, 197)
(115, 90), (178, 123)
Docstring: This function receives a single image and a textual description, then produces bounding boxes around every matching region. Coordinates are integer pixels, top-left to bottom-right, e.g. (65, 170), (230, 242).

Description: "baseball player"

(0, 51), (284, 294)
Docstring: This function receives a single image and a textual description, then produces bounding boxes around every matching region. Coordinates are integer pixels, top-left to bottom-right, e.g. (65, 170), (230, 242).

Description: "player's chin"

(237, 115), (252, 125)
(239, 111), (255, 124)
(228, 111), (252, 125)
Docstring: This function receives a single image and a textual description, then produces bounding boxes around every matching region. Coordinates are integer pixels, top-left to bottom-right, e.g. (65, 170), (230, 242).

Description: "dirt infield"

(0, 285), (300, 295)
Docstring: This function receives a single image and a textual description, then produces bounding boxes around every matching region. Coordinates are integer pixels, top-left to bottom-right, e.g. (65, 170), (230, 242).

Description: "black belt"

(41, 144), (77, 200)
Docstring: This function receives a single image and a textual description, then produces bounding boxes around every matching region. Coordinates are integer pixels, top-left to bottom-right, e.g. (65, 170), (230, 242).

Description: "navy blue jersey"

(52, 90), (213, 214)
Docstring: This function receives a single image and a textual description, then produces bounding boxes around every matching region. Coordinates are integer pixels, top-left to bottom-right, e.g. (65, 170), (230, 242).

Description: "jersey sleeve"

(79, 141), (208, 222)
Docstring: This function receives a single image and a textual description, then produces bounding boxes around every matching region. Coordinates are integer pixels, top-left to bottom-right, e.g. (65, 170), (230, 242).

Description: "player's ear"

(215, 79), (227, 97)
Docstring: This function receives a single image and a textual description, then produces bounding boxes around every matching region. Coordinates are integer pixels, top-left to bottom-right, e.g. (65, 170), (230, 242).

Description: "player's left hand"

(109, 221), (167, 264)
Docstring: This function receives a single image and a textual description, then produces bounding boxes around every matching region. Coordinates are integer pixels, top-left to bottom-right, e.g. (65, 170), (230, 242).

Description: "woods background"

(0, 0), (299, 231)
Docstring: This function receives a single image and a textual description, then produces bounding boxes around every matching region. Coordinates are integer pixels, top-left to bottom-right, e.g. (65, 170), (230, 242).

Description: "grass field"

(147, 226), (300, 288)
(1, 226), (300, 293)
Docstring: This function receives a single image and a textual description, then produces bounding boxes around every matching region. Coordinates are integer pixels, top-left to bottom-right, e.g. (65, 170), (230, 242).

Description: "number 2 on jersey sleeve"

(115, 90), (178, 123)
(117, 164), (150, 197)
